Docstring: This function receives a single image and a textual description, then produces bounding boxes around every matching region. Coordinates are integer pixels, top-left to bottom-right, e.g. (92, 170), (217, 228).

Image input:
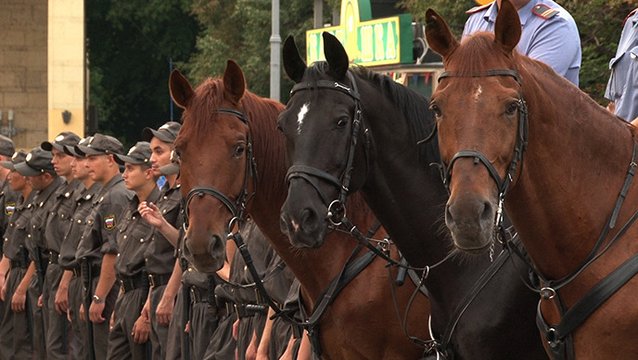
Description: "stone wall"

(0, 0), (48, 149)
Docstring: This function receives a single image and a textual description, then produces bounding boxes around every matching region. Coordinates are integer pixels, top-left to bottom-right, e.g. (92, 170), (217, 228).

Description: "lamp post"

(270, 0), (281, 101)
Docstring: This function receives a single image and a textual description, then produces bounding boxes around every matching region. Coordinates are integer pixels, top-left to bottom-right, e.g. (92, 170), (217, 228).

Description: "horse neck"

(507, 63), (636, 279)
(246, 107), (376, 303)
(357, 80), (493, 299)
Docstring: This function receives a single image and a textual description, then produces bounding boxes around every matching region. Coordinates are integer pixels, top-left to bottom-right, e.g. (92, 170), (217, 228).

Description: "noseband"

(183, 108), (256, 232)
(286, 71), (366, 225)
(437, 69), (529, 249)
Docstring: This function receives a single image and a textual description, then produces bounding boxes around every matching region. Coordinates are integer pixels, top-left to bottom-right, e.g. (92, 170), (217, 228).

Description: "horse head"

(279, 32), (369, 248)
(170, 60), (253, 273)
(426, 0), (525, 253)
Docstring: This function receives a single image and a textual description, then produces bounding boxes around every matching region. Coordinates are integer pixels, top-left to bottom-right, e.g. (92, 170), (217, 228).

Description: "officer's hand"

(79, 303), (86, 321)
(89, 301), (106, 323)
(184, 320), (190, 334)
(109, 310), (116, 331)
(11, 287), (26, 312)
(54, 284), (69, 314)
(37, 294), (43, 308)
(139, 202), (164, 228)
(0, 281), (6, 301)
(245, 331), (258, 360)
(156, 293), (175, 326)
(232, 318), (239, 340)
(132, 315), (150, 344)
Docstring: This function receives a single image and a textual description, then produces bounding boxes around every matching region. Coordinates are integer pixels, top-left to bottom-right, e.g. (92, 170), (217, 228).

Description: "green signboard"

(306, 0), (413, 66)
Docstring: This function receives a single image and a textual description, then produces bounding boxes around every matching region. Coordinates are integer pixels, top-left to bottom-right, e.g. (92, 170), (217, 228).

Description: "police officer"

(15, 147), (66, 360)
(463, 0), (582, 85)
(107, 142), (157, 359)
(40, 131), (82, 359)
(75, 134), (131, 360)
(59, 136), (103, 360)
(140, 121), (183, 358)
(605, 7), (638, 121)
(0, 150), (36, 358)
(0, 135), (18, 326)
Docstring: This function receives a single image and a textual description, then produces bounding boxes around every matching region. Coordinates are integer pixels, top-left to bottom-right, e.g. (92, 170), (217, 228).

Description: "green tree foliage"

(185, 0), (316, 102)
(87, 0), (198, 145)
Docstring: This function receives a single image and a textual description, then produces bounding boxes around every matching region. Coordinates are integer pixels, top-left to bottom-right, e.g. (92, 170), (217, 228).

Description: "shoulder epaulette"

(623, 8), (638, 27)
(466, 2), (492, 15)
(532, 4), (559, 20)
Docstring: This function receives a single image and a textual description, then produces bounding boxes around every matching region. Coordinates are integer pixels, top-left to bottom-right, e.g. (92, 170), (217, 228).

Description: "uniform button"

(139, 238), (144, 243)
(123, 235), (127, 239)
(77, 220), (82, 223)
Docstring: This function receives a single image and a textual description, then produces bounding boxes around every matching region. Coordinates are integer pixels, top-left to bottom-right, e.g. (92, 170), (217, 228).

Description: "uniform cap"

(0, 135), (15, 158)
(74, 133), (124, 157)
(141, 122), (181, 143)
(114, 142), (152, 166)
(14, 147), (55, 176)
(63, 136), (93, 157)
(0, 150), (27, 171)
(41, 132), (81, 152)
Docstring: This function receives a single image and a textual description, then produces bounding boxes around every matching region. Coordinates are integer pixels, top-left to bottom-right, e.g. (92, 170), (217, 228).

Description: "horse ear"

(283, 35), (307, 83)
(494, 0), (521, 53)
(322, 32), (349, 80)
(169, 69), (194, 110)
(424, 9), (459, 59)
(223, 60), (246, 104)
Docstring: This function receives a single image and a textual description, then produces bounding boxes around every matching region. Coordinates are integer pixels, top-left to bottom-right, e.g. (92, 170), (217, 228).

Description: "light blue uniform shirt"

(463, 0), (582, 85)
(605, 9), (638, 122)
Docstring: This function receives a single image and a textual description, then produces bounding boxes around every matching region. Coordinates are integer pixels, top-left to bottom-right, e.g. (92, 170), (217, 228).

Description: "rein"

(438, 68), (638, 360)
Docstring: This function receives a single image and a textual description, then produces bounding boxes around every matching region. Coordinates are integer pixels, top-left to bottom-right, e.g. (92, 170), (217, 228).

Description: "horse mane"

(179, 76), (288, 205)
(303, 62), (440, 164)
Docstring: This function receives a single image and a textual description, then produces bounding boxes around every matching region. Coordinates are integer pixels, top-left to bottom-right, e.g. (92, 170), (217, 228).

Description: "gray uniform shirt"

(26, 176), (65, 260)
(605, 9), (638, 121)
(0, 177), (19, 256)
(115, 188), (160, 277)
(76, 174), (133, 264)
(3, 192), (35, 263)
(59, 182), (102, 270)
(44, 179), (82, 253)
(144, 183), (182, 275)
(463, 0), (581, 85)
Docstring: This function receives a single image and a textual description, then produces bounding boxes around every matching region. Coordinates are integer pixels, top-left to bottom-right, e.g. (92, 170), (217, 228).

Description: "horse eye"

(337, 118), (348, 128)
(233, 144), (246, 157)
(429, 103), (442, 118)
(505, 102), (519, 116)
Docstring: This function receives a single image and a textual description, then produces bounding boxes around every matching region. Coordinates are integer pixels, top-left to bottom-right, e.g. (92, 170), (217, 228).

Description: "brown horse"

(169, 60), (429, 359)
(426, 1), (638, 358)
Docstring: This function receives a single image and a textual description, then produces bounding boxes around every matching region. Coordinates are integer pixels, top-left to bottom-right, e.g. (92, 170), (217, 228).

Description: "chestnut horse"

(426, 0), (638, 358)
(279, 33), (546, 359)
(169, 60), (429, 359)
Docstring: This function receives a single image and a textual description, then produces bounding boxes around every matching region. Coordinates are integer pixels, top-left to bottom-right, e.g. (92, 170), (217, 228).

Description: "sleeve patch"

(104, 215), (116, 230)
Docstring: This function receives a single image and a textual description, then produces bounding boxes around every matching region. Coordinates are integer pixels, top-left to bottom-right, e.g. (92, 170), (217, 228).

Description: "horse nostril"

(480, 201), (493, 222)
(445, 204), (454, 224)
(300, 208), (318, 233)
(280, 213), (290, 233)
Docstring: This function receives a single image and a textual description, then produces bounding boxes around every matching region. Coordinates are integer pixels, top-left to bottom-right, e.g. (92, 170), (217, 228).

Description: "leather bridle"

(286, 71), (367, 226)
(183, 108), (256, 233)
(437, 69), (529, 255)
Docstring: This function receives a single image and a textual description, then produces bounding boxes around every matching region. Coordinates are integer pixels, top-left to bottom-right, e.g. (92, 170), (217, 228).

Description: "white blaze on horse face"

(473, 85), (483, 102)
(296, 103), (310, 134)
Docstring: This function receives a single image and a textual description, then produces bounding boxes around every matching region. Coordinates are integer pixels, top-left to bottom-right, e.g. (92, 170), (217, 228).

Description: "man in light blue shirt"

(605, 8), (638, 122)
(463, 0), (582, 85)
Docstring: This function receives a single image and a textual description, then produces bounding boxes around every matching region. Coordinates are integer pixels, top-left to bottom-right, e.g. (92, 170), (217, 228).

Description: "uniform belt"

(119, 272), (149, 293)
(234, 303), (267, 318)
(48, 250), (59, 264)
(80, 263), (101, 279)
(190, 285), (214, 304)
(148, 273), (171, 287)
(10, 258), (28, 269)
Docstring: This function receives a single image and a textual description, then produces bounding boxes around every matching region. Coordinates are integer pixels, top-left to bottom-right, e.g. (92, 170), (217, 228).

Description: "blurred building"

(0, 0), (85, 149)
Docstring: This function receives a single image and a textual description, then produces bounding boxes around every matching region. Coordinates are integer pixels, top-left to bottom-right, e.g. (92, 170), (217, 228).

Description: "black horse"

(278, 32), (547, 360)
